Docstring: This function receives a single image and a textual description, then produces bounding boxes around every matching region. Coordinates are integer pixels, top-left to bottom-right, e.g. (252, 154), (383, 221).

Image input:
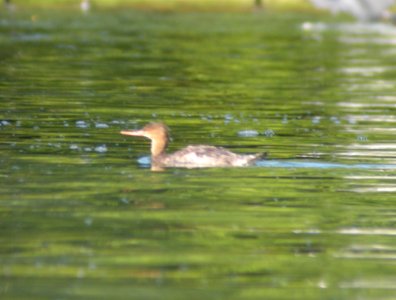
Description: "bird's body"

(153, 144), (263, 168)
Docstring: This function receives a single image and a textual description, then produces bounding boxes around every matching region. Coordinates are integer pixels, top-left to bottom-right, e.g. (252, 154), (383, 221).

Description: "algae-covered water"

(1, 7), (396, 300)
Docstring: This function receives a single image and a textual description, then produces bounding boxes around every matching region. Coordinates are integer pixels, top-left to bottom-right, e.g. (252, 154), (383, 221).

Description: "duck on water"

(120, 122), (266, 170)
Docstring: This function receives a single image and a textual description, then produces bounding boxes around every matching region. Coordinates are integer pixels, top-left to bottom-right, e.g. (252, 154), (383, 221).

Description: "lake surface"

(1, 7), (396, 300)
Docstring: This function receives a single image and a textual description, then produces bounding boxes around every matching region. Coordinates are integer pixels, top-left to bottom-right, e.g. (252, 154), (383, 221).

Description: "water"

(1, 8), (396, 300)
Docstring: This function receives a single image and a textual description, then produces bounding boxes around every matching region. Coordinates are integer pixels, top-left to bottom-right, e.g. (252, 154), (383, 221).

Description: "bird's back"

(159, 145), (265, 168)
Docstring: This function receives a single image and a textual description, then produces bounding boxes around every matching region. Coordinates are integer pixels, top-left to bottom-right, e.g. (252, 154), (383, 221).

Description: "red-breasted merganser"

(121, 123), (266, 169)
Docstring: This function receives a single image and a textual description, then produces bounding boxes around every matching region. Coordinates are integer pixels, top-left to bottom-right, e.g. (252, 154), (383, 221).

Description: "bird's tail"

(253, 152), (267, 161)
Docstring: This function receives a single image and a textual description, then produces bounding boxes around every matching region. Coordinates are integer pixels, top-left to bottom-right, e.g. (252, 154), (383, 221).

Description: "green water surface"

(1, 7), (396, 300)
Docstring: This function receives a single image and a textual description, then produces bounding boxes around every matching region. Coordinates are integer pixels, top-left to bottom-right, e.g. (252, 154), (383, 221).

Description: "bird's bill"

(120, 130), (146, 137)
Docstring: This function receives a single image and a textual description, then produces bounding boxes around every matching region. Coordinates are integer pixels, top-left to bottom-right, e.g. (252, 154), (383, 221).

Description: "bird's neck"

(151, 138), (167, 157)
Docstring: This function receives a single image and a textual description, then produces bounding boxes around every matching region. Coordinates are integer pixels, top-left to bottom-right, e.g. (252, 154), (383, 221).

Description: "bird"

(120, 122), (266, 170)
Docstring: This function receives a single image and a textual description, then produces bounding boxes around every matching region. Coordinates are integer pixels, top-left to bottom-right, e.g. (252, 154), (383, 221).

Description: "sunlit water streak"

(256, 160), (396, 169)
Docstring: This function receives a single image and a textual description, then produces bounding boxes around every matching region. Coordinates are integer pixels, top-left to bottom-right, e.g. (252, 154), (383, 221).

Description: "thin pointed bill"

(120, 130), (146, 137)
